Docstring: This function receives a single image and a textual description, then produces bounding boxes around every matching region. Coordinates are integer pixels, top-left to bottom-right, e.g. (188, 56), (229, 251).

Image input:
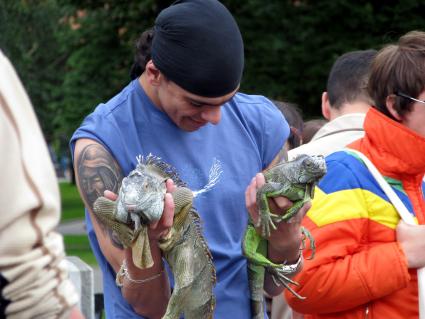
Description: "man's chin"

(181, 119), (207, 131)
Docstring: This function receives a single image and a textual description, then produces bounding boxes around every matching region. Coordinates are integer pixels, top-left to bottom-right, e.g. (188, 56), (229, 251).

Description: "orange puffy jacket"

(285, 109), (425, 319)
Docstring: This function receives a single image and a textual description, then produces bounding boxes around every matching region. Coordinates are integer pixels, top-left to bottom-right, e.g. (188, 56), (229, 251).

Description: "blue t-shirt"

(70, 79), (289, 318)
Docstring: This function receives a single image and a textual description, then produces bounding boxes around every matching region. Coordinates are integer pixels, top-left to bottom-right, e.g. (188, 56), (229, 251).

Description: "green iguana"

(242, 154), (327, 318)
(93, 155), (217, 319)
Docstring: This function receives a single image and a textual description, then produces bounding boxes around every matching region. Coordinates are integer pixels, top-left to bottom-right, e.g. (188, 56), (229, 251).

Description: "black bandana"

(152, 0), (244, 97)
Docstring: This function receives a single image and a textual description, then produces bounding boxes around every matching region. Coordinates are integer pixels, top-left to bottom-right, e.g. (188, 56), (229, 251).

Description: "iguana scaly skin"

(242, 154), (327, 319)
(93, 155), (216, 319)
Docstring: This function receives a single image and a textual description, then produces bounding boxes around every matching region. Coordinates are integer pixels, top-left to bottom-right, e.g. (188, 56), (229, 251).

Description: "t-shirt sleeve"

(70, 111), (105, 160)
(259, 97), (289, 168)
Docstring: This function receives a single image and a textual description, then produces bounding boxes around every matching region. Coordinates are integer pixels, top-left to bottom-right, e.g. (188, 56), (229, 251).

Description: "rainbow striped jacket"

(286, 108), (425, 319)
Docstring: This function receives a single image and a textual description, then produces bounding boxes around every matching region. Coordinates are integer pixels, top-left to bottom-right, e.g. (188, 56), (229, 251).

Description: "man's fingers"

(255, 173), (266, 187)
(166, 179), (176, 192)
(150, 192), (174, 233)
(150, 180), (175, 231)
(246, 176), (259, 222)
(396, 220), (408, 230)
(270, 196), (292, 212)
(287, 201), (311, 224)
(162, 193), (175, 228)
(104, 190), (118, 201)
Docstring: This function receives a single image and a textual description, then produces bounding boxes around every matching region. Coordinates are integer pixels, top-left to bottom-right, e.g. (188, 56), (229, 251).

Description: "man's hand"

(149, 179), (175, 240)
(104, 178), (176, 242)
(245, 173), (310, 264)
(396, 220), (425, 269)
(104, 180), (173, 316)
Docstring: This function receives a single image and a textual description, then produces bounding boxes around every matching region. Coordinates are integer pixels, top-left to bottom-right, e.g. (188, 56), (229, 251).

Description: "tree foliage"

(0, 0), (65, 141)
(53, 0), (169, 141)
(226, 0), (425, 117)
(1, 0), (425, 150)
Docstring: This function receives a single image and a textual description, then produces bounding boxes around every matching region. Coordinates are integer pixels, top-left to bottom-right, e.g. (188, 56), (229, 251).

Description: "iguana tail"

(248, 262), (266, 319)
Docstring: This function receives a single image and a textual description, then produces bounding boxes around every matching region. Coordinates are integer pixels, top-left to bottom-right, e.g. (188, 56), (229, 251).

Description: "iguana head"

(117, 165), (166, 224)
(293, 154), (327, 184)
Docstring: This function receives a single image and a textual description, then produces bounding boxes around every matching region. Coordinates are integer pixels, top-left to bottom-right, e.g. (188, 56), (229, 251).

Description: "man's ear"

(321, 92), (331, 120)
(145, 60), (162, 86)
(386, 94), (403, 121)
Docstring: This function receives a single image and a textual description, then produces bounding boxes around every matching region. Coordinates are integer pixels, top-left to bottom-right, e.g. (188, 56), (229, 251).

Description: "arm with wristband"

(73, 138), (173, 318)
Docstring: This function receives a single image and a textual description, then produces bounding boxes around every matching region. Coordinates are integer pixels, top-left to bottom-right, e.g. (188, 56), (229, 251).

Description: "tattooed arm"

(75, 139), (123, 250)
(73, 138), (171, 318)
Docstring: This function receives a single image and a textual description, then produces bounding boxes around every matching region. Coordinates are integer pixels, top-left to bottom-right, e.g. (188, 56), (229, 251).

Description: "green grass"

(59, 182), (98, 266)
(63, 235), (98, 266)
(60, 182), (85, 221)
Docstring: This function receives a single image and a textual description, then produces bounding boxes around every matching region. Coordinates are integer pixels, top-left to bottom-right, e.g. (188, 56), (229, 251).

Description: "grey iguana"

(93, 155), (218, 319)
(242, 154), (327, 318)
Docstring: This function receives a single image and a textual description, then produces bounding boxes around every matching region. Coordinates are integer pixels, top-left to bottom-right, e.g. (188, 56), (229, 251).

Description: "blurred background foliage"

(1, 0), (425, 153)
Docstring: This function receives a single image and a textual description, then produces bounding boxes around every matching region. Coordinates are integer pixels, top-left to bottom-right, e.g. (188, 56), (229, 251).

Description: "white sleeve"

(0, 50), (78, 319)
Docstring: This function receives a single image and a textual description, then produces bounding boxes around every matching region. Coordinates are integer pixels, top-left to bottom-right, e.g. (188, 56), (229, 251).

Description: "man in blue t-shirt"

(71, 1), (311, 318)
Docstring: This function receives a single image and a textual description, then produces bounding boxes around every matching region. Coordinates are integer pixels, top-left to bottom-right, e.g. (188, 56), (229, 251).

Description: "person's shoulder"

(324, 150), (372, 173)
(71, 81), (136, 145)
(318, 150), (372, 191)
(288, 141), (326, 159)
(224, 93), (288, 163)
(326, 150), (359, 166)
(92, 80), (136, 117)
(231, 92), (273, 105)
(228, 92), (282, 118)
(288, 135), (361, 160)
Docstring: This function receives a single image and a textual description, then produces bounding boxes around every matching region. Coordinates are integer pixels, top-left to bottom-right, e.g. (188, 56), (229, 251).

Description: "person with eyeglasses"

(70, 1), (310, 318)
(395, 91), (425, 106)
(285, 30), (425, 319)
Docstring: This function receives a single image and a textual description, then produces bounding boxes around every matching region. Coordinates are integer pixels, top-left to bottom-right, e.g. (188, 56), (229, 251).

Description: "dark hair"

(272, 100), (304, 149)
(302, 118), (327, 144)
(368, 30), (425, 120)
(327, 49), (377, 110)
(130, 28), (154, 80)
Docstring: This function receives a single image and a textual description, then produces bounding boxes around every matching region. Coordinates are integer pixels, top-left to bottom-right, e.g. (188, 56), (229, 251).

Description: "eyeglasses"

(395, 91), (425, 105)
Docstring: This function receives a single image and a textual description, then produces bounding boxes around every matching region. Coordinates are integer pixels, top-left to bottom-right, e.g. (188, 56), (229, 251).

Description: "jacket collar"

(350, 108), (425, 180)
(313, 113), (365, 141)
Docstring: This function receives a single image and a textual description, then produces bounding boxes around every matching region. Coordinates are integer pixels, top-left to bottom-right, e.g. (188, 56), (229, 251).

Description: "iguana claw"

(301, 226), (316, 260)
(256, 211), (279, 238)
